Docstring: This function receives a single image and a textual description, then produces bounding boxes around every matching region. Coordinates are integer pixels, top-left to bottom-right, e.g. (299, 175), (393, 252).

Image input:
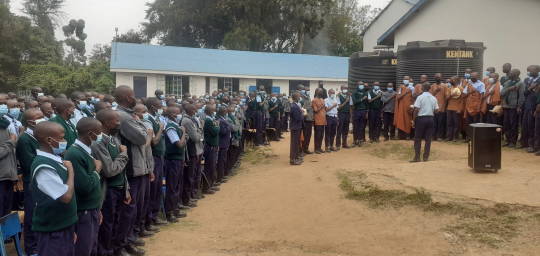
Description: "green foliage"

(115, 29), (149, 44)
(23, 0), (64, 35)
(63, 19), (87, 65)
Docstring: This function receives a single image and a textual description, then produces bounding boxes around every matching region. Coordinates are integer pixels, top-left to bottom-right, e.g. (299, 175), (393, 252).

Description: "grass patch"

(242, 146), (277, 165)
(337, 171), (540, 249)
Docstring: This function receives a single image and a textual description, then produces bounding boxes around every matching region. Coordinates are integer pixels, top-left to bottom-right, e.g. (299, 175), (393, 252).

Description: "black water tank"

(348, 51), (397, 88)
(397, 40), (485, 83)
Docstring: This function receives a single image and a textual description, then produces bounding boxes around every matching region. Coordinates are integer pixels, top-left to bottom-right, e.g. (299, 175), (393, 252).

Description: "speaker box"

(467, 123), (502, 172)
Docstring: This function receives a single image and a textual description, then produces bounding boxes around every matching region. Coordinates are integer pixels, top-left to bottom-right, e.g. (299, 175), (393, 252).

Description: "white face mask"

(342, 89), (348, 94)
(488, 78), (495, 84)
(403, 80), (410, 85)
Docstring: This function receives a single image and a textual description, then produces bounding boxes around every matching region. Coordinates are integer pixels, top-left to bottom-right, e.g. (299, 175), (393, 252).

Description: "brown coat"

(394, 85), (413, 134)
(430, 83), (449, 112)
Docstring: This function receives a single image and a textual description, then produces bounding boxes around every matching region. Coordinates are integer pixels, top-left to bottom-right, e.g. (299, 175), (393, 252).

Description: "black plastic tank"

(348, 50), (397, 88)
(396, 40), (485, 83)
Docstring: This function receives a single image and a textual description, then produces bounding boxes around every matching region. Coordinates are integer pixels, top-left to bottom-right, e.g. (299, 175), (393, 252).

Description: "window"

(166, 75), (190, 97)
(218, 78), (240, 92)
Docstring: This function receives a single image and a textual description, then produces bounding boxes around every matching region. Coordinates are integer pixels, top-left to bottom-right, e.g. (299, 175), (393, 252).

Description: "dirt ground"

(145, 135), (540, 256)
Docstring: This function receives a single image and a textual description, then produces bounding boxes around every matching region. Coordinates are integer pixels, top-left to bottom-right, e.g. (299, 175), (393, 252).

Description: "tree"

(23, 0), (64, 36)
(62, 19), (87, 65)
(115, 29), (149, 44)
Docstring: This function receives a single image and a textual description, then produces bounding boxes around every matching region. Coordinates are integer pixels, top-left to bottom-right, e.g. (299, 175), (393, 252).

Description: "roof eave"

(376, 0), (430, 45)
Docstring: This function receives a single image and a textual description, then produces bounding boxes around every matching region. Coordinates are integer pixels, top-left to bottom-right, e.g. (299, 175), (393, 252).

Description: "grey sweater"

(117, 106), (150, 177)
(501, 79), (525, 109)
(0, 128), (17, 181)
(181, 116), (204, 156)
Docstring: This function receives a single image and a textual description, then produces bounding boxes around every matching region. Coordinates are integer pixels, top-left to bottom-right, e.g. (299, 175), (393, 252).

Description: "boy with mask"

(394, 76), (414, 140)
(501, 69), (525, 147)
(203, 104), (220, 194)
(381, 83), (396, 141)
(312, 88), (326, 153)
(324, 89), (339, 151)
(50, 98), (77, 148)
(5, 99), (22, 137)
(430, 73), (449, 140)
(64, 117), (103, 256)
(31, 121), (76, 256)
(521, 65), (540, 151)
(463, 72), (485, 124)
(92, 109), (131, 256)
(16, 108), (45, 255)
(367, 82), (383, 142)
(352, 82), (368, 146)
(336, 85), (351, 149)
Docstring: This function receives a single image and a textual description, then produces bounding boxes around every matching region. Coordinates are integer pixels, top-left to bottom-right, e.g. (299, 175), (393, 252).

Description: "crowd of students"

(0, 86), (261, 256)
(287, 63), (540, 164)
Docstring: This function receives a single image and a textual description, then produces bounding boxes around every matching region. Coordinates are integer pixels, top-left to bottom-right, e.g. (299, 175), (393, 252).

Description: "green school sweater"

(368, 91), (383, 110)
(353, 91), (368, 111)
(165, 122), (185, 160)
(203, 117), (220, 147)
(50, 115), (77, 148)
(64, 143), (102, 211)
(31, 155), (78, 232)
(338, 94), (350, 113)
(148, 115), (165, 157)
(105, 141), (126, 188)
(16, 131), (39, 184)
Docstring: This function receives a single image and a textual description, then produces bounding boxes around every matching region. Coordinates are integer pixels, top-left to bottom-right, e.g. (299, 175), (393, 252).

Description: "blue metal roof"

(110, 43), (348, 80)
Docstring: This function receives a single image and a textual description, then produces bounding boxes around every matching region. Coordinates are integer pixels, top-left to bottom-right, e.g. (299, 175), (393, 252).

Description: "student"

(31, 121), (76, 256)
(70, 91), (92, 126)
(394, 76), (414, 140)
(145, 97), (168, 226)
(324, 89), (339, 152)
(430, 73), (449, 140)
(227, 103), (242, 176)
(0, 106), (17, 218)
(40, 102), (55, 120)
(312, 88), (326, 153)
(268, 94), (281, 141)
(163, 106), (187, 222)
(367, 82), (383, 143)
(381, 83), (396, 141)
(500, 63), (512, 85)
(483, 72), (502, 125)
(411, 83), (439, 162)
(281, 94), (291, 132)
(289, 92), (304, 165)
(5, 99), (23, 137)
(50, 98), (77, 147)
(336, 85), (351, 149)
(446, 77), (465, 141)
(216, 106), (232, 183)
(463, 72), (485, 124)
(181, 104), (204, 204)
(16, 108), (45, 255)
(203, 104), (220, 194)
(501, 69), (525, 147)
(64, 117), (103, 256)
(352, 82), (368, 146)
(300, 85), (314, 154)
(522, 66), (540, 151)
(92, 109), (131, 256)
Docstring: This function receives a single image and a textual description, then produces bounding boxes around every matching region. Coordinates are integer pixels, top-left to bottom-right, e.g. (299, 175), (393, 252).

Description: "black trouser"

(467, 113), (481, 125)
(290, 129), (302, 161)
(368, 109), (381, 141)
(382, 112), (395, 140)
(521, 109), (535, 148)
(325, 116), (338, 148)
(434, 111), (446, 139)
(534, 115), (540, 151)
(282, 112), (290, 131)
(314, 125), (325, 151)
(302, 120), (313, 152)
(414, 116), (435, 160)
(503, 108), (518, 144)
(485, 105), (500, 124)
(270, 115), (280, 140)
(336, 112), (350, 147)
(446, 110), (460, 141)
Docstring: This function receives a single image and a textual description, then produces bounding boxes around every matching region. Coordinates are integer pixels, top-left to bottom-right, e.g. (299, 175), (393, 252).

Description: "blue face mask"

(387, 88), (394, 92)
(52, 140), (68, 156)
(159, 95), (165, 100)
(9, 108), (20, 119)
(143, 113), (150, 120)
(464, 73), (471, 79)
(403, 80), (410, 85)
(300, 90), (306, 94)
(0, 105), (8, 115)
(112, 102), (118, 108)
(176, 114), (183, 123)
(484, 71), (491, 77)
(78, 100), (88, 109)
(358, 85), (364, 90)
(527, 72), (532, 77)
(157, 109), (164, 116)
(373, 86), (380, 91)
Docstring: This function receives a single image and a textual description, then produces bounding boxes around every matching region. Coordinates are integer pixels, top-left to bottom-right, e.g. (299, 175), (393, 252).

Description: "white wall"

(363, 0), (414, 51)
(239, 78), (257, 92)
(272, 79), (289, 95)
(115, 72), (162, 98)
(190, 76), (206, 96)
(393, 0), (540, 75)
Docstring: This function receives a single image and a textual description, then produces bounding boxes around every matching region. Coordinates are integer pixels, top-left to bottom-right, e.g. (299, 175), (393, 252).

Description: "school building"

(362, 0), (540, 74)
(110, 42), (348, 98)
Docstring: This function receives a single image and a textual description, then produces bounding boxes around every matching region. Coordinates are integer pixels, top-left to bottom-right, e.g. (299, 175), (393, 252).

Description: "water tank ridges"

(396, 40), (485, 84)
(348, 51), (397, 88)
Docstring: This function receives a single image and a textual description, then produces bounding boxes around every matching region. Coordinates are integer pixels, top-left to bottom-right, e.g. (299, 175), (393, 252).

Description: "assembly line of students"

(0, 86), (252, 256)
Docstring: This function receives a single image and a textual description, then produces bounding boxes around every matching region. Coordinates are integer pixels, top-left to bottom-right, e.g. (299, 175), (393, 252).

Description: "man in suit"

(289, 92), (304, 165)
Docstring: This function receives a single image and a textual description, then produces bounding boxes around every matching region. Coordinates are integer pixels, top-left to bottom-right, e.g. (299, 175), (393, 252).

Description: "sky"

(10, 0), (392, 51)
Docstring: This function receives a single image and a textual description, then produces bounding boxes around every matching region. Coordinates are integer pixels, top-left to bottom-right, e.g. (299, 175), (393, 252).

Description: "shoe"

(178, 205), (190, 210)
(115, 248), (132, 256)
(174, 211), (187, 218)
(211, 186), (220, 191)
(508, 143), (516, 148)
(154, 218), (168, 226)
(325, 148), (331, 153)
(304, 150), (313, 154)
(138, 229), (154, 238)
(423, 157), (429, 162)
(125, 244), (145, 256)
(334, 147), (340, 151)
(315, 150), (323, 154)
(166, 214), (178, 223)
(204, 190), (215, 195)
(409, 158), (421, 163)
(502, 143), (510, 147)
(527, 147), (535, 153)
(290, 160), (301, 165)
(131, 237), (145, 247)
(343, 145), (350, 149)
(146, 225), (160, 232)
(188, 201), (197, 208)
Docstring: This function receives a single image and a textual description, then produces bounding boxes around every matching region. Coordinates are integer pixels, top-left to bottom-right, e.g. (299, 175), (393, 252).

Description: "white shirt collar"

(74, 139), (92, 155)
(26, 128), (34, 136)
(36, 150), (63, 163)
(422, 91), (431, 96)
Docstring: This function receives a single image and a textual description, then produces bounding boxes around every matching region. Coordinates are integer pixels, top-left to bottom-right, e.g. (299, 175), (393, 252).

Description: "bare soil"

(145, 136), (540, 256)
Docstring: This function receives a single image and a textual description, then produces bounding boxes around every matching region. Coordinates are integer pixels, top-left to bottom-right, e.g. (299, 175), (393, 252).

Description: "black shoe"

(154, 218), (168, 226)
(131, 237), (145, 247)
(188, 201), (197, 208)
(125, 244), (145, 256)
(325, 148), (332, 153)
(174, 211), (187, 218)
(211, 186), (220, 191)
(409, 158), (421, 163)
(138, 229), (154, 238)
(423, 157), (429, 162)
(527, 147), (535, 153)
(166, 214), (178, 223)
(204, 190), (215, 195)
(508, 143), (516, 148)
(290, 160), (301, 165)
(315, 150), (322, 154)
(304, 150), (313, 155)
(146, 225), (160, 232)
(343, 145), (351, 149)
